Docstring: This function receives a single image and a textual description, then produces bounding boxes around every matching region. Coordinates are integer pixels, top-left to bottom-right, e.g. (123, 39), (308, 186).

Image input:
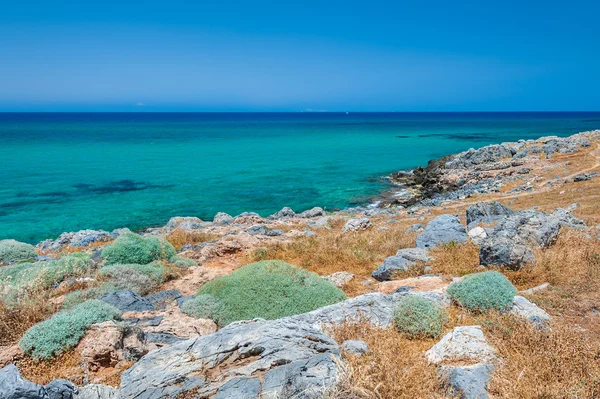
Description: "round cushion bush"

(19, 299), (121, 360)
(394, 296), (447, 338)
(101, 232), (176, 265)
(197, 260), (347, 325)
(447, 271), (517, 311)
(0, 239), (37, 263)
(99, 262), (166, 295)
(181, 294), (226, 326)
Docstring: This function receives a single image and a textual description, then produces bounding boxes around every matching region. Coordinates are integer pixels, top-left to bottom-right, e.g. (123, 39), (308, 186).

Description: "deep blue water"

(1, 112), (599, 243)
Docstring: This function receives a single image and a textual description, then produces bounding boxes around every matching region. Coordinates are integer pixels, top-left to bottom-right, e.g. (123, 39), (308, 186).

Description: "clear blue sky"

(1, 1), (599, 112)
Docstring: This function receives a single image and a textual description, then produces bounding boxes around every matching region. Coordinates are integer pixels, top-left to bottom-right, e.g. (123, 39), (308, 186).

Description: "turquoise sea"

(1, 112), (599, 243)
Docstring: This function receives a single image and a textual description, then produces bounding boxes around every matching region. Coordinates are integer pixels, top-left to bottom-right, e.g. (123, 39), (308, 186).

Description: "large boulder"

(0, 364), (48, 399)
(466, 201), (514, 227)
(43, 379), (77, 399)
(119, 318), (340, 399)
(479, 236), (535, 270)
(372, 248), (430, 281)
(416, 215), (467, 249)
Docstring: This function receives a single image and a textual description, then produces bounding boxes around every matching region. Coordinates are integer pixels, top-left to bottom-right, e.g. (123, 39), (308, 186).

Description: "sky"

(1, 0), (599, 112)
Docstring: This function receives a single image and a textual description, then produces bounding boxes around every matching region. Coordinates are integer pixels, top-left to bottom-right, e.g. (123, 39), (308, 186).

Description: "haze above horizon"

(2, 1), (599, 112)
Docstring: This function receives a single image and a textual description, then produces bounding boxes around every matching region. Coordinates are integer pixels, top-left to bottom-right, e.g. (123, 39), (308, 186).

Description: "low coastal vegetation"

(101, 232), (176, 265)
(0, 239), (37, 263)
(197, 260), (347, 325)
(19, 300), (121, 360)
(180, 294), (226, 326)
(393, 296), (447, 338)
(447, 271), (518, 311)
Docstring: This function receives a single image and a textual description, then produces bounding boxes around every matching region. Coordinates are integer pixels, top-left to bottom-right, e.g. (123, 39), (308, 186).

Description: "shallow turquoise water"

(1, 112), (599, 243)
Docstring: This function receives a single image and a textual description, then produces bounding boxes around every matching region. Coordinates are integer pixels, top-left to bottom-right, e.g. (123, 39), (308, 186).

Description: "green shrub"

(62, 283), (118, 309)
(172, 256), (196, 268)
(447, 271), (517, 311)
(99, 262), (167, 295)
(0, 239), (37, 263)
(393, 296), (447, 338)
(181, 294), (225, 326)
(0, 253), (90, 304)
(19, 299), (121, 359)
(197, 260), (347, 325)
(101, 232), (176, 265)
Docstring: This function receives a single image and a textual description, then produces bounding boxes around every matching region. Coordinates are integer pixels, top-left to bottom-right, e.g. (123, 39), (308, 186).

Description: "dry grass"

(481, 314), (600, 398)
(0, 297), (59, 346)
(245, 223), (416, 296)
(328, 322), (444, 398)
(166, 228), (220, 251)
(17, 351), (84, 385)
(427, 242), (481, 276)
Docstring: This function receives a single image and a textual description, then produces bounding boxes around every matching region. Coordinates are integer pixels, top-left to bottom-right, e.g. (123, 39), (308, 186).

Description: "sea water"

(1, 112), (599, 243)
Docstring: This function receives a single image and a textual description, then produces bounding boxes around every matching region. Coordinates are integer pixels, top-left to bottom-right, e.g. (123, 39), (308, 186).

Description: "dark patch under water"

(73, 180), (173, 194)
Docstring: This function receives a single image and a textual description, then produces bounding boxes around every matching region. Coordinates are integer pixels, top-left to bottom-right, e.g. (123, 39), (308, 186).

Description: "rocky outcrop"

(0, 364), (48, 399)
(100, 290), (154, 312)
(342, 217), (372, 232)
(466, 201), (514, 227)
(299, 207), (326, 218)
(372, 248), (430, 281)
(269, 207), (296, 219)
(76, 321), (148, 372)
(73, 385), (119, 399)
(416, 215), (467, 249)
(164, 217), (207, 232)
(37, 228), (128, 252)
(427, 326), (497, 399)
(281, 291), (449, 330)
(468, 226), (488, 245)
(119, 318), (340, 399)
(480, 207), (584, 269)
(213, 212), (234, 225)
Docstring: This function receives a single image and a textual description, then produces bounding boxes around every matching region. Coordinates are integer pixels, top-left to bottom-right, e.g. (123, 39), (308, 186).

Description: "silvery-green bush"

(181, 294), (225, 326)
(447, 271), (517, 311)
(394, 296), (447, 338)
(19, 299), (121, 359)
(101, 232), (176, 265)
(99, 262), (167, 295)
(62, 283), (119, 309)
(0, 253), (90, 304)
(0, 239), (37, 263)
(197, 260), (347, 325)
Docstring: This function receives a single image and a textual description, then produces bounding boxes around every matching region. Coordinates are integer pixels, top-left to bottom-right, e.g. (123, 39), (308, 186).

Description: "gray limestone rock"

(440, 363), (494, 399)
(341, 340), (369, 356)
(416, 215), (467, 249)
(213, 212), (234, 225)
(372, 247), (430, 281)
(465, 201), (514, 227)
(298, 207), (326, 218)
(119, 318), (340, 399)
(342, 218), (372, 233)
(0, 364), (48, 399)
(73, 385), (119, 399)
(100, 290), (154, 312)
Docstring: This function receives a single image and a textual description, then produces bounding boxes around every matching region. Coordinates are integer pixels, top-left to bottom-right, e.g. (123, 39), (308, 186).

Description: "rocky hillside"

(1, 130), (599, 398)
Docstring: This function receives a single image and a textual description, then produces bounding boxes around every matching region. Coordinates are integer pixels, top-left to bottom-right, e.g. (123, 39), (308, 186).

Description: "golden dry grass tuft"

(481, 314), (600, 398)
(328, 322), (444, 398)
(166, 228), (220, 251)
(0, 297), (59, 346)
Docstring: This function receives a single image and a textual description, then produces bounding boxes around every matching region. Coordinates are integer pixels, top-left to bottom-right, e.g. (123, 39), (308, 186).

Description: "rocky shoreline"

(1, 129), (599, 399)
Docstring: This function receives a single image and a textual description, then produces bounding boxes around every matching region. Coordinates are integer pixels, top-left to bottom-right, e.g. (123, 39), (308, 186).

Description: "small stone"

(323, 271), (354, 288)
(426, 326), (497, 365)
(511, 296), (551, 326)
(468, 227), (488, 246)
(341, 340), (368, 356)
(342, 217), (372, 233)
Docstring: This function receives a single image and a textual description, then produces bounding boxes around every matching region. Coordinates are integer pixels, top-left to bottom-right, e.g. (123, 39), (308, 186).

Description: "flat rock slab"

(376, 275), (449, 294)
(281, 291), (449, 330)
(426, 326), (497, 365)
(74, 384), (120, 399)
(511, 295), (551, 326)
(120, 318), (340, 399)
